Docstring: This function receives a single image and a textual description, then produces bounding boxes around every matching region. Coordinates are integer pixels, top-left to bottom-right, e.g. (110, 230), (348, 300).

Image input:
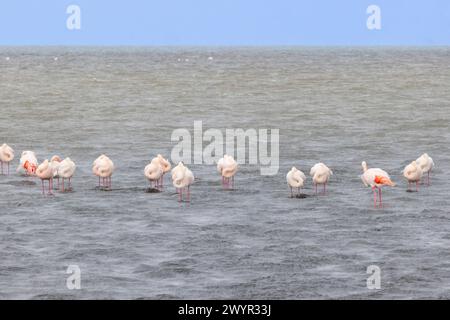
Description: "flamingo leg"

(42, 180), (45, 195)
(315, 183), (318, 195)
(372, 186), (377, 207)
(7, 162), (9, 175)
(62, 178), (65, 192)
(416, 181), (419, 192)
(232, 176), (235, 189)
(427, 171), (431, 186)
(179, 188), (182, 202)
(290, 187), (293, 198)
(187, 186), (191, 202)
(323, 183), (326, 195)
(0, 161), (3, 175)
(378, 188), (382, 206)
(48, 178), (53, 195)
(69, 177), (71, 190)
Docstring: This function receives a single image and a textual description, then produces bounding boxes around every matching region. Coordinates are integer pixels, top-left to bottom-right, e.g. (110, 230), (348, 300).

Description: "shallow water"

(1, 47), (450, 299)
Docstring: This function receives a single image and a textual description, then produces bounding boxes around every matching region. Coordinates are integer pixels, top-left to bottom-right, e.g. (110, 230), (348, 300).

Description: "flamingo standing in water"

(217, 154), (238, 189)
(154, 154), (171, 188)
(17, 151), (38, 176)
(361, 161), (395, 207)
(416, 153), (434, 185)
(58, 158), (76, 192)
(93, 155), (114, 189)
(50, 155), (62, 189)
(171, 162), (194, 202)
(36, 160), (54, 195)
(0, 144), (14, 175)
(144, 158), (163, 190)
(286, 166), (306, 197)
(310, 163), (333, 194)
(402, 161), (423, 192)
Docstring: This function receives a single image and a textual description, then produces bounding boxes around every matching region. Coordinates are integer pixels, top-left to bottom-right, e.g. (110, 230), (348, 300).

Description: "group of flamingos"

(286, 153), (434, 207)
(0, 143), (434, 206)
(0, 144), (236, 202)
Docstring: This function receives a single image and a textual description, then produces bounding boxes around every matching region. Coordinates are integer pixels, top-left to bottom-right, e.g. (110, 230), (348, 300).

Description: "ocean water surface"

(0, 47), (449, 299)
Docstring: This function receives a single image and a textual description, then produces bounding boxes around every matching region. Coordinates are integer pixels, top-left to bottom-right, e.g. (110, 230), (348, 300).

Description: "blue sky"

(0, 0), (449, 45)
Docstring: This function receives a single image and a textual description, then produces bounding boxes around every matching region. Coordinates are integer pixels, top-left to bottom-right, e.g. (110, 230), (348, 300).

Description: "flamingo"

(217, 154), (238, 189)
(50, 155), (62, 189)
(58, 158), (76, 192)
(92, 155), (114, 189)
(0, 144), (14, 175)
(36, 160), (54, 195)
(402, 161), (423, 192)
(416, 153), (434, 185)
(17, 151), (38, 176)
(286, 166), (306, 197)
(171, 162), (194, 202)
(361, 161), (395, 207)
(144, 158), (163, 190)
(154, 154), (171, 188)
(310, 163), (333, 194)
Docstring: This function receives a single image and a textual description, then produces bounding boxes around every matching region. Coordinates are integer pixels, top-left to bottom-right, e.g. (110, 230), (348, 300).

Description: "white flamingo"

(154, 154), (171, 188)
(217, 154), (238, 189)
(310, 163), (333, 194)
(58, 158), (76, 192)
(402, 160), (423, 192)
(0, 144), (14, 175)
(92, 155), (114, 189)
(50, 155), (62, 189)
(416, 153), (434, 185)
(144, 158), (163, 189)
(171, 162), (194, 202)
(36, 160), (54, 195)
(286, 166), (306, 197)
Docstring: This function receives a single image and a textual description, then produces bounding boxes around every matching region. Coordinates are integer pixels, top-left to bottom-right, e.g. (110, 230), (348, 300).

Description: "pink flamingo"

(361, 161), (395, 208)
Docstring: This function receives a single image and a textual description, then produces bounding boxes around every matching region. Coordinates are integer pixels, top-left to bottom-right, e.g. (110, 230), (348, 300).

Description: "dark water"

(0, 47), (449, 299)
